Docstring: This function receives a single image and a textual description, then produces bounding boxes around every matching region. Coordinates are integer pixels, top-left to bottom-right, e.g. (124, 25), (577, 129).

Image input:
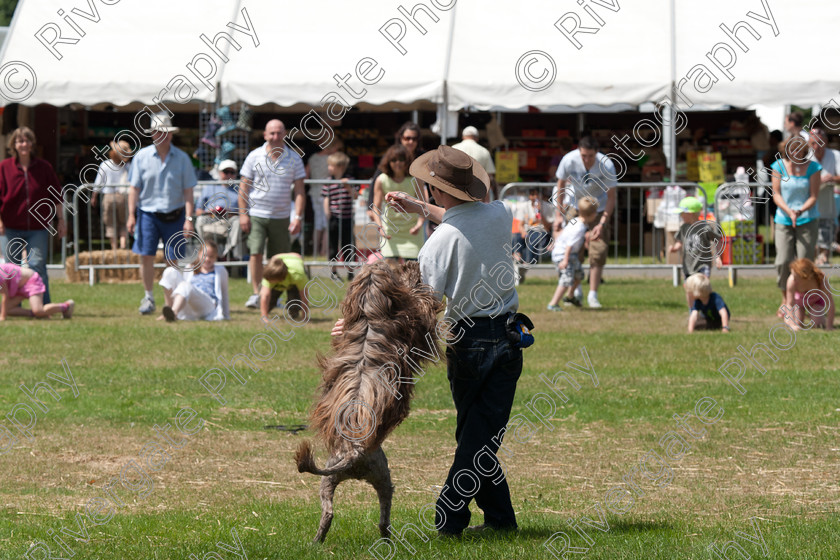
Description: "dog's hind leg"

(313, 475), (338, 543)
(366, 448), (394, 538)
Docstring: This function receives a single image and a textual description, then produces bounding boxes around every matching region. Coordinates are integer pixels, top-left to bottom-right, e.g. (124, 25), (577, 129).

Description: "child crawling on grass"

(685, 273), (730, 333)
(260, 252), (309, 320)
(0, 262), (74, 320)
(669, 196), (723, 309)
(784, 258), (835, 331)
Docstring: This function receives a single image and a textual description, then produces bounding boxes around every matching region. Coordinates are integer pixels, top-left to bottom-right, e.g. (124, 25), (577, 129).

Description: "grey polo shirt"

(418, 200), (518, 322)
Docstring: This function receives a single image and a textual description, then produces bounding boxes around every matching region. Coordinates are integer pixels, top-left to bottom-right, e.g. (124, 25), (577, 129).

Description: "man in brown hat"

(386, 145), (522, 536)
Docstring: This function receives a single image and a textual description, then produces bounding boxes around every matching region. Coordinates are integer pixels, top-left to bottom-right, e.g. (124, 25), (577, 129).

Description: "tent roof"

(0, 0), (234, 106)
(217, 2), (450, 108)
(0, 1), (837, 111)
(673, 1), (840, 108)
(446, 0), (671, 110)
(0, 0), (449, 109)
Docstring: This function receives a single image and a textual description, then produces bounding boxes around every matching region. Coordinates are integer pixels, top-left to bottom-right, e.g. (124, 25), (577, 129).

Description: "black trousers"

(328, 215), (355, 276)
(268, 285), (302, 319)
(436, 315), (522, 533)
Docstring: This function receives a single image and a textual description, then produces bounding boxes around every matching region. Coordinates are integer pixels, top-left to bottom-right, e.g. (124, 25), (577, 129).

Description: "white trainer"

(138, 296), (156, 315)
(245, 294), (260, 309)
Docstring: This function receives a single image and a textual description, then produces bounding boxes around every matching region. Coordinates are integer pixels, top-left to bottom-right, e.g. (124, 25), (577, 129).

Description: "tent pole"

(441, 83), (448, 146)
(217, 0), (244, 105)
(439, 1), (457, 147)
(669, 0), (677, 183)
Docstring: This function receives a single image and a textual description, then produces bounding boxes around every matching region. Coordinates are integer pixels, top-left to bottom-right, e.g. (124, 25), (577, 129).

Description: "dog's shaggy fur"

(295, 261), (444, 543)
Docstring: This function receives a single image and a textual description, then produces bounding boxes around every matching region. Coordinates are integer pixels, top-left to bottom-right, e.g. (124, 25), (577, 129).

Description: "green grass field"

(0, 274), (837, 559)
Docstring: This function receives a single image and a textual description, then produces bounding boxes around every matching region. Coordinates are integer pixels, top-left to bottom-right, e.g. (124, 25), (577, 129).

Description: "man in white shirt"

(809, 128), (839, 265)
(239, 120), (306, 308)
(552, 137), (617, 308)
(452, 126), (496, 199)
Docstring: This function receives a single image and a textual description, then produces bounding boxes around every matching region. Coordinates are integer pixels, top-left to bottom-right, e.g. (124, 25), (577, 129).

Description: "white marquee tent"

(0, 0), (837, 116)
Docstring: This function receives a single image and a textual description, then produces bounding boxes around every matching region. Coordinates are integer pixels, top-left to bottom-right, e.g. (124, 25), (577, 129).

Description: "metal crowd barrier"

(71, 181), (243, 286)
(65, 177), (776, 287)
(713, 181), (774, 259)
(293, 179), (380, 268)
(70, 179), (377, 285)
(35, 185), (75, 272)
(712, 181), (776, 286)
(499, 180), (708, 254)
(497, 181), (774, 286)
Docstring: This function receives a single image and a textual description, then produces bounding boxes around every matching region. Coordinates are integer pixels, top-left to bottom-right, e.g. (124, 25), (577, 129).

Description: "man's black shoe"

(438, 529), (462, 538)
(465, 524), (518, 534)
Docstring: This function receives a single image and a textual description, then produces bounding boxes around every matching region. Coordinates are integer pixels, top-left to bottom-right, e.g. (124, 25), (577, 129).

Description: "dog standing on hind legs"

(295, 261), (443, 543)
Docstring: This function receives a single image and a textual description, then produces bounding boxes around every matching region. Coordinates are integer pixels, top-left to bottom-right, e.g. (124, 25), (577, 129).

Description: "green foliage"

(0, 0), (18, 27)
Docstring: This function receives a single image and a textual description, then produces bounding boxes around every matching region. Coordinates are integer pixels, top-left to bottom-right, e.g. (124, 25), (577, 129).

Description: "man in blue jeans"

(388, 146), (523, 536)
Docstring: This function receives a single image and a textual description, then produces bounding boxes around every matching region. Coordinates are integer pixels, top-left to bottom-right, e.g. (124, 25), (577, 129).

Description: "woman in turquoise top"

(372, 145), (425, 261)
(770, 136), (820, 307)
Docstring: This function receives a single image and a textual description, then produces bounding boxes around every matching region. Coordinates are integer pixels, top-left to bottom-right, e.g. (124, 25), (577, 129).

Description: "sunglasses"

(402, 135), (419, 141)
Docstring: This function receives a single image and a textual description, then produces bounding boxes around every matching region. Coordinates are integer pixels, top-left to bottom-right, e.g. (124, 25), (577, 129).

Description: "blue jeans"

(133, 209), (187, 259)
(436, 315), (523, 534)
(511, 233), (524, 260)
(1, 229), (51, 303)
(523, 229), (551, 265)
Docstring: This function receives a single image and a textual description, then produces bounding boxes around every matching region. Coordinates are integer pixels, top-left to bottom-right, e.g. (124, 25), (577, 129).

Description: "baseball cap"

(678, 196), (703, 213)
(218, 159), (238, 173)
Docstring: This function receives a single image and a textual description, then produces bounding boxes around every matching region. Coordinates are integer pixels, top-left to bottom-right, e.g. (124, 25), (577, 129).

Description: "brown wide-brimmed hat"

(410, 145), (489, 202)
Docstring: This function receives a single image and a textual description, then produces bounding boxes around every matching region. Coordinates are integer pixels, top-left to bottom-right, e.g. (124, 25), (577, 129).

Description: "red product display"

(720, 236), (733, 265)
(522, 129), (546, 138)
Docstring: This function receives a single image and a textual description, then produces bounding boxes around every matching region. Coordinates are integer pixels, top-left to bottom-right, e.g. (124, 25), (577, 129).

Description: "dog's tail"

(295, 440), (360, 476)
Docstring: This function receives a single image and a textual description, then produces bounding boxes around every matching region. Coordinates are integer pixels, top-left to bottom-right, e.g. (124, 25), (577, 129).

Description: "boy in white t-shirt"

(547, 197), (598, 311)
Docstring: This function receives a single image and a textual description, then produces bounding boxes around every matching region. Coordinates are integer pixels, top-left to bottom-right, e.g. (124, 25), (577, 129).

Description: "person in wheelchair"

(195, 159), (245, 260)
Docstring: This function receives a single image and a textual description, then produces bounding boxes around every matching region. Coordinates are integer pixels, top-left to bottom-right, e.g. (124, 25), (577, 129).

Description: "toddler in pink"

(0, 263), (74, 320)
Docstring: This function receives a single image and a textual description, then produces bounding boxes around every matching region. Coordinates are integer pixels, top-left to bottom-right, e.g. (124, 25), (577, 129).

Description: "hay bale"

(64, 250), (168, 283)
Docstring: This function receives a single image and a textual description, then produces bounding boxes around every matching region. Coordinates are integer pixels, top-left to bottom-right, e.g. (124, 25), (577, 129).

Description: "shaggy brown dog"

(295, 261), (444, 543)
